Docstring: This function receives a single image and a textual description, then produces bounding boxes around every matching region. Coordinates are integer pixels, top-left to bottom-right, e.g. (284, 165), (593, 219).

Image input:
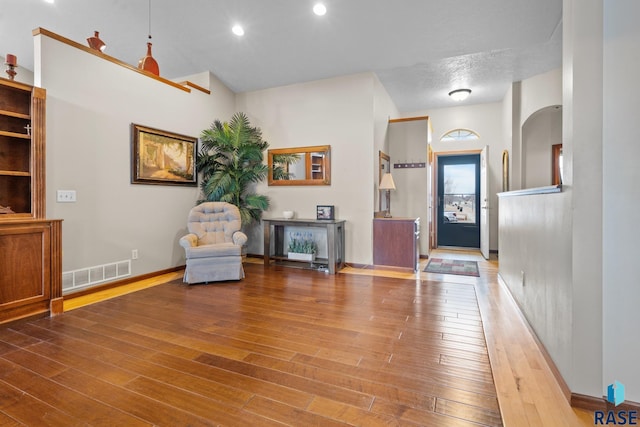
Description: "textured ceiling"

(0, 0), (562, 112)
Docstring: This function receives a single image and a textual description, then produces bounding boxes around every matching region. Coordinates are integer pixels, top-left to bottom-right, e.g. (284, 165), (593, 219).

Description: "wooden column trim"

(389, 116), (429, 123)
(177, 81), (211, 94)
(32, 87), (46, 219)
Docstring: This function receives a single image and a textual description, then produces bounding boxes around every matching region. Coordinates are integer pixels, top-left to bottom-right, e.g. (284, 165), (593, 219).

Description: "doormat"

(424, 258), (480, 277)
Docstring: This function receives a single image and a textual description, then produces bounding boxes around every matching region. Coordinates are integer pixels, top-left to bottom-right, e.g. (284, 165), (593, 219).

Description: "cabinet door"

(373, 219), (417, 269)
(0, 223), (51, 321)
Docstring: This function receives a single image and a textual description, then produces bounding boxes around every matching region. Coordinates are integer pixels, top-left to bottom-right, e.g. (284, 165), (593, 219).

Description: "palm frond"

(197, 112), (270, 226)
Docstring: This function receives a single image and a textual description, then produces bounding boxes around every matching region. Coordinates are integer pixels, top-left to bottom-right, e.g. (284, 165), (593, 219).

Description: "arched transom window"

(441, 129), (480, 142)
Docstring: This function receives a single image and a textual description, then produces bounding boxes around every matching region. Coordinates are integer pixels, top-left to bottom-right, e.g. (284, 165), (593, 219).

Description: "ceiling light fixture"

(448, 89), (472, 101)
(138, 0), (159, 76)
(313, 3), (327, 16)
(86, 31), (106, 52)
(232, 25), (245, 36)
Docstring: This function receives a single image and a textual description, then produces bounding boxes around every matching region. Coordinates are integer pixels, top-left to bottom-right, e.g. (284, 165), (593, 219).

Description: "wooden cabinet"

(0, 77), (62, 324)
(0, 219), (63, 323)
(0, 78), (46, 217)
(373, 218), (420, 271)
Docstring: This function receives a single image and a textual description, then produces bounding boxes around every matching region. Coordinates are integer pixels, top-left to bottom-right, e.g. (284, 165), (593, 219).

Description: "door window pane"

(443, 164), (476, 224)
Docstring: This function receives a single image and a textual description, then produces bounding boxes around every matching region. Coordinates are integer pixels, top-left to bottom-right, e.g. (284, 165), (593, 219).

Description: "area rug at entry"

(424, 258), (480, 277)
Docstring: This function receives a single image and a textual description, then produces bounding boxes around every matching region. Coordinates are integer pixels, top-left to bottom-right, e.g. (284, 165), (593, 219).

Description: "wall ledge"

(498, 184), (562, 198)
(33, 27), (191, 93)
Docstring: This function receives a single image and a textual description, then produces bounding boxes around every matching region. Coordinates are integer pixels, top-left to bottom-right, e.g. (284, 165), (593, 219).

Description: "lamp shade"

(4, 54), (17, 66)
(379, 173), (396, 190)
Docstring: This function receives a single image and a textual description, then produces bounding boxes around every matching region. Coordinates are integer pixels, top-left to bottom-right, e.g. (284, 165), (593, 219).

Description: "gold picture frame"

(502, 149), (510, 192)
(131, 123), (197, 186)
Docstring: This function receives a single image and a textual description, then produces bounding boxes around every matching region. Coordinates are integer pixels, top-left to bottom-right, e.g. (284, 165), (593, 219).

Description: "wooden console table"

(263, 218), (346, 274)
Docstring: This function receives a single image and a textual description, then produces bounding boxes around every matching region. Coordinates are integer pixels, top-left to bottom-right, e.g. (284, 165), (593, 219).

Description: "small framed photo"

(316, 205), (335, 220)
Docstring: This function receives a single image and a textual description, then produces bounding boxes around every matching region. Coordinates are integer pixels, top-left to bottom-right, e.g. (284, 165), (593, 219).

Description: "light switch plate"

(57, 190), (76, 202)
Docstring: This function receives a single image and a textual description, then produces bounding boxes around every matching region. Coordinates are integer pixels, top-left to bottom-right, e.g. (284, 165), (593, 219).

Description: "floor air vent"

(63, 260), (131, 293)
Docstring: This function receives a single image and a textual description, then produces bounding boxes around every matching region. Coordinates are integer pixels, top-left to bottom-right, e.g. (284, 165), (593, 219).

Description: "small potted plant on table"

(287, 232), (317, 262)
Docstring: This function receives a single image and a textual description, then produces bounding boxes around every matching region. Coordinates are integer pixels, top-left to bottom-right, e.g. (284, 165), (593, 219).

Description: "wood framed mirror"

(552, 143), (563, 185)
(378, 151), (390, 213)
(268, 145), (331, 186)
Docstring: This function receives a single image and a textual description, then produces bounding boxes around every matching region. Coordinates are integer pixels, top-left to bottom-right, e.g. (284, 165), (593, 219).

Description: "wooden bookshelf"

(0, 77), (62, 324)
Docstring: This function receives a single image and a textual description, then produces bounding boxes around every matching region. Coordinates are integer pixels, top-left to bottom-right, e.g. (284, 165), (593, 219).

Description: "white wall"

(1, 54), (34, 86)
(403, 103), (505, 252)
(602, 0), (640, 402)
(388, 120), (430, 255)
(513, 68), (562, 190)
(520, 68), (563, 127)
(508, 83), (523, 190)
(522, 107), (563, 188)
(35, 33), (235, 287)
(565, 0), (604, 399)
(236, 73), (397, 265)
(500, 2), (614, 400)
(498, 67), (573, 384)
(373, 76), (400, 216)
(499, 192), (573, 380)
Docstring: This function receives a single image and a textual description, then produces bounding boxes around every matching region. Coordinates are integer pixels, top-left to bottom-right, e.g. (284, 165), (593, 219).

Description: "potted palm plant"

(196, 112), (270, 226)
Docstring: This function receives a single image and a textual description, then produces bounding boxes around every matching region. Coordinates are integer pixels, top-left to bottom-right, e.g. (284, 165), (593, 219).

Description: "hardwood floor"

(0, 251), (590, 426)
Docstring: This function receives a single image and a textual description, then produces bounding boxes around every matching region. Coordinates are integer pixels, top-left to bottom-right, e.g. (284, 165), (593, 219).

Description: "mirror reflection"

(268, 145), (331, 185)
(378, 151), (390, 214)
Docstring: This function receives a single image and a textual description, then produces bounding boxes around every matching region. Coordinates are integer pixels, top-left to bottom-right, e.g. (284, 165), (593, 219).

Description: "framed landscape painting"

(131, 123), (197, 186)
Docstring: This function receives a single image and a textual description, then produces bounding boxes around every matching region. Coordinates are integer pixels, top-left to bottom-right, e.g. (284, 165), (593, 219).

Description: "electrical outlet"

(132, 249), (139, 260)
(56, 190), (76, 202)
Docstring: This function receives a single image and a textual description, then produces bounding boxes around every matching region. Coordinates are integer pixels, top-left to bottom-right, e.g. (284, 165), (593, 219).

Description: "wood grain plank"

(146, 352), (315, 409)
(0, 357), (150, 426)
(50, 369), (213, 426)
(0, 259), (512, 426)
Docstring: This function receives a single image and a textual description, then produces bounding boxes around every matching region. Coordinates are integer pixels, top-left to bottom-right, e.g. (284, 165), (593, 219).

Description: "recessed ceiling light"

(313, 3), (327, 16)
(448, 89), (472, 101)
(232, 25), (245, 36)
(43, 0), (55, 3)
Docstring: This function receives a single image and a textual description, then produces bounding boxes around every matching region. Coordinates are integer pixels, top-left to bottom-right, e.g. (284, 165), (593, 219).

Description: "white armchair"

(179, 202), (247, 284)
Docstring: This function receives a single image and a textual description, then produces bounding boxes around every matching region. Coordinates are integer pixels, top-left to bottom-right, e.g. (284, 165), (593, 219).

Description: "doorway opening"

(436, 153), (481, 248)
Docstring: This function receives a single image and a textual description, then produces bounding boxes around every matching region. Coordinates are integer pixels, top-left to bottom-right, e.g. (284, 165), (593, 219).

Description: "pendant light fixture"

(138, 0), (159, 76)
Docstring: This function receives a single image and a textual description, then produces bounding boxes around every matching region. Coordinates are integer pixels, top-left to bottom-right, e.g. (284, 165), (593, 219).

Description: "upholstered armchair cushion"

(186, 202), (244, 245)
(183, 242), (241, 259)
(179, 202), (246, 284)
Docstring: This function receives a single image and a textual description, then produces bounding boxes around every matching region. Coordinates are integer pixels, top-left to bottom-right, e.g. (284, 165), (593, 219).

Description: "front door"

(437, 154), (480, 248)
(479, 146), (490, 259)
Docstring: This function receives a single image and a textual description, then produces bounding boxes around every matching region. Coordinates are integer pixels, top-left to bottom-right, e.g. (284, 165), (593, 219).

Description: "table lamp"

(379, 172), (396, 218)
